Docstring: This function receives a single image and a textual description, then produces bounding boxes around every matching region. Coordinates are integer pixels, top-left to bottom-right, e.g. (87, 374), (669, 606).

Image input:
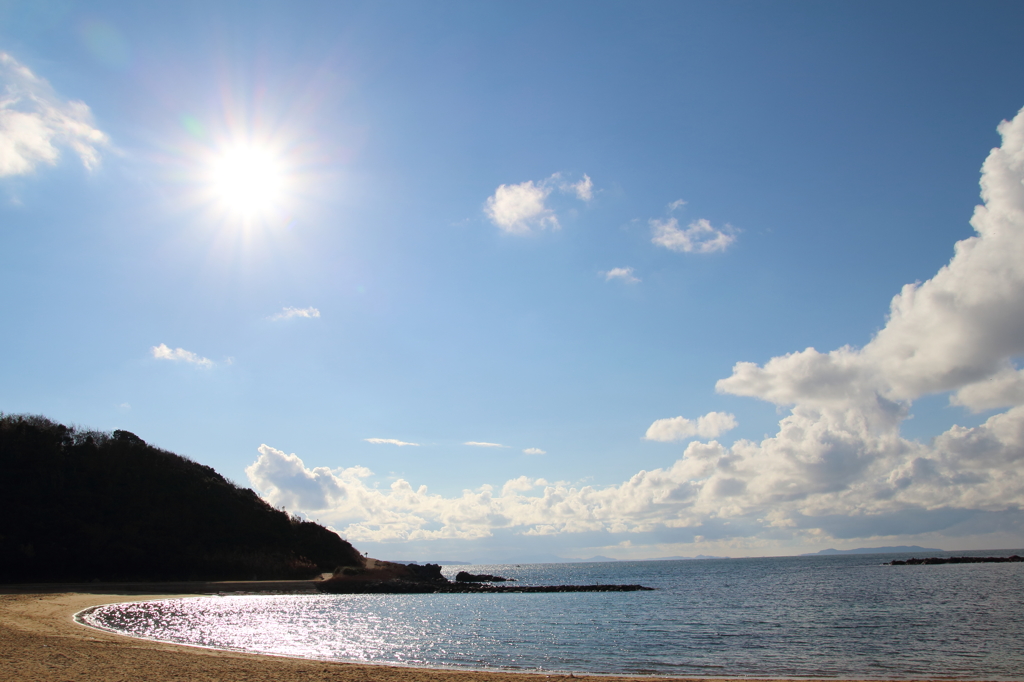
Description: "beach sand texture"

(1, 589), (932, 682)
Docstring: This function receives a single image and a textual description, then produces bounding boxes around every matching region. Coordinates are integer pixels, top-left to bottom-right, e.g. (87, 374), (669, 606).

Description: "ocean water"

(79, 551), (1024, 679)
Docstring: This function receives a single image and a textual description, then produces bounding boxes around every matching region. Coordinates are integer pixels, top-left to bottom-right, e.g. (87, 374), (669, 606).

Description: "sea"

(78, 550), (1024, 679)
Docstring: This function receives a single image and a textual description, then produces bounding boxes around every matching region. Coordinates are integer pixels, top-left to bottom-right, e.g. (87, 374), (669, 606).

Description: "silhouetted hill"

(0, 414), (363, 582)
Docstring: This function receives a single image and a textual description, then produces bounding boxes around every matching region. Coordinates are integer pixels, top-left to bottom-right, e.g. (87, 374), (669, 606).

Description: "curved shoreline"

(0, 588), (950, 682)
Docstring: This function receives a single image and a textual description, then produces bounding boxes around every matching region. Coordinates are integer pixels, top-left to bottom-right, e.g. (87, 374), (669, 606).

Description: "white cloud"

(484, 173), (592, 235)
(645, 412), (738, 442)
(151, 343), (214, 368)
(465, 441), (507, 448)
(651, 217), (736, 254)
(704, 105), (1024, 524)
(565, 174), (593, 201)
(718, 107), (1024, 411)
(602, 267), (640, 284)
(270, 306), (320, 321)
(485, 180), (557, 234)
(523, 447), (546, 455)
(365, 438), (420, 447)
(0, 52), (109, 177)
(248, 402), (1024, 546)
(951, 367), (1024, 412)
(247, 108), (1024, 549)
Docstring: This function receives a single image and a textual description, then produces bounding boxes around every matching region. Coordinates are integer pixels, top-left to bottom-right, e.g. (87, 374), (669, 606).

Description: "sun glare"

(208, 145), (287, 220)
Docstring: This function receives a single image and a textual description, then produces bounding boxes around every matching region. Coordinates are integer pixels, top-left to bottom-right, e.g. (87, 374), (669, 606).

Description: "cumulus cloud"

(465, 441), (506, 448)
(248, 108), (1024, 549)
(718, 108), (1024, 411)
(151, 343), (214, 368)
(248, 401), (1024, 545)
(484, 173), (592, 234)
(485, 180), (557, 234)
(0, 52), (109, 177)
(270, 306), (320, 321)
(645, 412), (738, 442)
(704, 105), (1024, 527)
(246, 445), (355, 512)
(602, 267), (640, 284)
(365, 438), (420, 447)
(951, 368), (1024, 412)
(523, 447), (546, 455)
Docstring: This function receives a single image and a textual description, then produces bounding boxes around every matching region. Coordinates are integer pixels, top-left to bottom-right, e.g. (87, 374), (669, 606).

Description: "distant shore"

(0, 586), (958, 682)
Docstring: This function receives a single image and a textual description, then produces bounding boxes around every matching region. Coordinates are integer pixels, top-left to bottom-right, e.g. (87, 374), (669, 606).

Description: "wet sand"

(0, 588), (934, 682)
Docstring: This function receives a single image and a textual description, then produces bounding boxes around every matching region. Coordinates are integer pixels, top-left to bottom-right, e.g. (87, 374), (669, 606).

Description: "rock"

(888, 555), (1023, 565)
(455, 571), (514, 582)
(404, 563), (446, 582)
(316, 579), (654, 594)
(316, 560), (653, 594)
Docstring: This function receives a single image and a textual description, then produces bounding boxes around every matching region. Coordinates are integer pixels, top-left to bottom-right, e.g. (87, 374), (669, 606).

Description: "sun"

(207, 144), (288, 220)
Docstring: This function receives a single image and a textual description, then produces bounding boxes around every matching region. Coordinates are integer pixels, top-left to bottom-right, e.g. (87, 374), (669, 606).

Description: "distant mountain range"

(801, 546), (944, 556)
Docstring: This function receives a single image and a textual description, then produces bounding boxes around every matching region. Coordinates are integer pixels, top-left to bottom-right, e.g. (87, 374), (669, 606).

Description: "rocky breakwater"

(455, 571), (514, 582)
(888, 555), (1022, 565)
(316, 561), (654, 594)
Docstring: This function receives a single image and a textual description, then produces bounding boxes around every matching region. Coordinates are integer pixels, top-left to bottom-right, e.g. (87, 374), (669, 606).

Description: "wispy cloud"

(602, 267), (640, 284)
(151, 343), (214, 368)
(564, 174), (593, 201)
(365, 438), (420, 447)
(484, 173), (593, 235)
(652, 217), (736, 254)
(523, 447), (546, 455)
(270, 306), (320, 321)
(0, 52), (109, 177)
(650, 200), (736, 254)
(465, 441), (507, 448)
(644, 411), (737, 442)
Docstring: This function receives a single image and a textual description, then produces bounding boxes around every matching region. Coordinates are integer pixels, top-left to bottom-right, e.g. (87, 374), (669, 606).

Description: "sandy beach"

(0, 587), (931, 682)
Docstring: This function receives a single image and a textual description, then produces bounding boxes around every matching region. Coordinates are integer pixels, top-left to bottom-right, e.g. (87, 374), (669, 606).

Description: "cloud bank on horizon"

(0, 53), (108, 177)
(246, 108), (1024, 553)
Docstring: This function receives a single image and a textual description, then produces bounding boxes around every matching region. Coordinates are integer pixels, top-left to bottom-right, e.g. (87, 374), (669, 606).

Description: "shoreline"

(0, 586), (959, 682)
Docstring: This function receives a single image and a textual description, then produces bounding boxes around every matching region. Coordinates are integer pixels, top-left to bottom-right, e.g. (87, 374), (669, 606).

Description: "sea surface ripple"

(79, 552), (1024, 679)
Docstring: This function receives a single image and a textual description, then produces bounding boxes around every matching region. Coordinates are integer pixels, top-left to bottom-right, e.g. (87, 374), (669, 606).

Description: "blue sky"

(3, 1), (1024, 562)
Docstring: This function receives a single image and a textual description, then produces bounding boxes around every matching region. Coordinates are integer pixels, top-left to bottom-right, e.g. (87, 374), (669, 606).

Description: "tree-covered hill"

(0, 414), (363, 582)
